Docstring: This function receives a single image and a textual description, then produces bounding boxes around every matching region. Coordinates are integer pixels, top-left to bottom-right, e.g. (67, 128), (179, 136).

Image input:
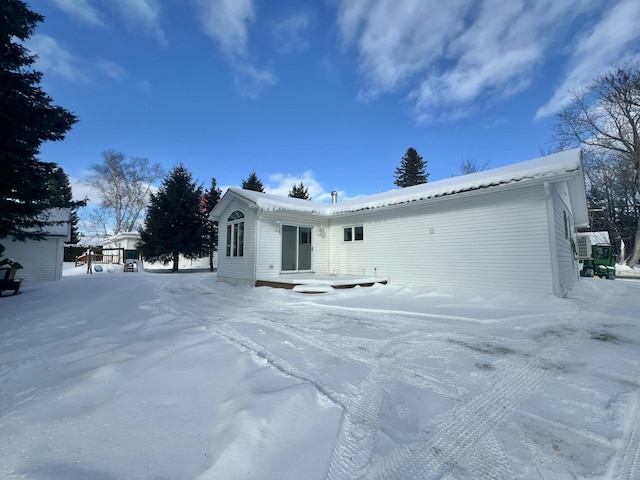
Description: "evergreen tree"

(393, 148), (429, 188)
(288, 182), (311, 200)
(47, 167), (86, 244)
(202, 177), (222, 272)
(0, 0), (78, 255)
(242, 171), (265, 192)
(139, 164), (204, 272)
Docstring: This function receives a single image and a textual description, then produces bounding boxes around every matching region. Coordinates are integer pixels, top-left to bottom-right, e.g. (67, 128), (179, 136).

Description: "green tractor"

(577, 234), (616, 280)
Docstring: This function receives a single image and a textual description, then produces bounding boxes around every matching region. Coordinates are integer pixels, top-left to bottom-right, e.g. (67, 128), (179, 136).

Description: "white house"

(210, 149), (589, 297)
(100, 231), (141, 251)
(1, 208), (71, 283)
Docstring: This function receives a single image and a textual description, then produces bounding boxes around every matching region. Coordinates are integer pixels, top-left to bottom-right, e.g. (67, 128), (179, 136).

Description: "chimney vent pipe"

(331, 191), (338, 204)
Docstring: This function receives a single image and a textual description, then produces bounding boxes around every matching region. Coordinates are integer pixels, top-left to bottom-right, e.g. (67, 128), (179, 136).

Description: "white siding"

(328, 184), (555, 294)
(551, 181), (579, 296)
(255, 211), (330, 281)
(216, 199), (257, 286)
(3, 237), (64, 283)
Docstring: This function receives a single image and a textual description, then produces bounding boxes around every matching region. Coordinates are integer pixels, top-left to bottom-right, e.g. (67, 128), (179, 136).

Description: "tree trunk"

(209, 249), (214, 272)
(172, 252), (179, 272)
(626, 216), (640, 267)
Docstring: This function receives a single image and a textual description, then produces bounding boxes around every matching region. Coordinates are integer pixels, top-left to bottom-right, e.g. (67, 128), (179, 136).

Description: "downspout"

(254, 217), (260, 286)
(544, 181), (562, 296)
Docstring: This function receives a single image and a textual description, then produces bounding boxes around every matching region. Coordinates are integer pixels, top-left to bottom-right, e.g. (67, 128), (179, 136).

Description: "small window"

(343, 226), (364, 242)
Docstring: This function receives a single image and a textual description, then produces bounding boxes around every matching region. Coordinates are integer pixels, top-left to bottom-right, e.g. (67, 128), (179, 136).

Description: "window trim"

(343, 225), (364, 242)
(226, 210), (245, 257)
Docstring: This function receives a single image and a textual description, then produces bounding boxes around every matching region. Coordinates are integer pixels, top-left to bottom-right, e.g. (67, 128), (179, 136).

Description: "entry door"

(281, 225), (312, 272)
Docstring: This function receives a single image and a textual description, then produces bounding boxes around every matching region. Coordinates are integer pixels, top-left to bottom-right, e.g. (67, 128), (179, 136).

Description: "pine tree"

(139, 164), (204, 272)
(202, 177), (222, 271)
(393, 148), (429, 188)
(288, 182), (310, 200)
(242, 171), (265, 192)
(0, 0), (78, 255)
(47, 167), (86, 244)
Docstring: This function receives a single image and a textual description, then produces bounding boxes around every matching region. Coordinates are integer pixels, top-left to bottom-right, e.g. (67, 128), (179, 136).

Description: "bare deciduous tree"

(459, 157), (489, 175)
(552, 64), (640, 266)
(84, 150), (163, 236)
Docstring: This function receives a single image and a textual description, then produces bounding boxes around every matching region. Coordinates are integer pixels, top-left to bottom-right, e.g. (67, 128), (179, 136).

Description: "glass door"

(281, 225), (312, 271)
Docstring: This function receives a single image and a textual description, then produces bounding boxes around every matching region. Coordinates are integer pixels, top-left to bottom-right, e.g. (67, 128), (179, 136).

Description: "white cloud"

(194, 0), (255, 58)
(25, 34), (89, 83)
(272, 12), (310, 54)
(110, 0), (167, 45)
(53, 0), (108, 28)
(95, 60), (126, 80)
(69, 176), (97, 203)
(233, 63), (278, 98)
(264, 171), (348, 203)
(194, 0), (278, 98)
(335, 0), (599, 121)
(535, 0), (640, 119)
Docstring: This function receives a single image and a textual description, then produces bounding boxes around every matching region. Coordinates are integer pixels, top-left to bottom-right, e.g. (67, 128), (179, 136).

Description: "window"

(226, 210), (245, 257)
(344, 226), (364, 242)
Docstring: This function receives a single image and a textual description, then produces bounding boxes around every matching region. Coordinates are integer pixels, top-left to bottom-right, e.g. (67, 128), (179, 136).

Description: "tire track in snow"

(325, 371), (389, 480)
(368, 327), (585, 479)
(325, 336), (411, 480)
(603, 379), (640, 480)
(157, 281), (347, 406)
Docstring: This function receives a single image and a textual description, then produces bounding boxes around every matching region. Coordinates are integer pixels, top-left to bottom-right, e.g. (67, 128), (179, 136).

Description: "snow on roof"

(220, 149), (583, 216)
(584, 231), (610, 244)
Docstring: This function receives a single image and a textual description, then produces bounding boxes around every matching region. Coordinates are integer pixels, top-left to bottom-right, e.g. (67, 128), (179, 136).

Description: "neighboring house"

(101, 232), (141, 260)
(2, 208), (71, 283)
(210, 149), (589, 297)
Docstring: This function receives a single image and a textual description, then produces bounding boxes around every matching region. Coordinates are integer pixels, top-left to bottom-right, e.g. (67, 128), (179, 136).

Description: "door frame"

(281, 224), (313, 273)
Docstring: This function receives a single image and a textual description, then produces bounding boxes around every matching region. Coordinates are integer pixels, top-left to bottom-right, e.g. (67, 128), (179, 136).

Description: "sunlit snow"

(1, 261), (639, 479)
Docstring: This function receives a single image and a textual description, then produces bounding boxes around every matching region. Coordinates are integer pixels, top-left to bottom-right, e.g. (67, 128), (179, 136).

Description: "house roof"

(100, 232), (141, 247)
(211, 149), (588, 224)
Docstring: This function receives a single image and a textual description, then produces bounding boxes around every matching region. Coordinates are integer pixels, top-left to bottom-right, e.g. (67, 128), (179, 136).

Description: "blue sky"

(28, 0), (640, 204)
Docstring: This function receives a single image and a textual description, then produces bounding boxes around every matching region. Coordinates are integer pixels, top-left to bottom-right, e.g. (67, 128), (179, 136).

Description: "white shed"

(1, 208), (71, 283)
(210, 149), (588, 297)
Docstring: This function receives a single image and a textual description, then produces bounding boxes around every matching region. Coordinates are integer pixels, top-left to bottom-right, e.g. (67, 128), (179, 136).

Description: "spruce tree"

(0, 0), (78, 254)
(139, 164), (204, 272)
(202, 177), (222, 271)
(47, 167), (86, 244)
(242, 171), (265, 192)
(393, 148), (429, 188)
(288, 182), (311, 200)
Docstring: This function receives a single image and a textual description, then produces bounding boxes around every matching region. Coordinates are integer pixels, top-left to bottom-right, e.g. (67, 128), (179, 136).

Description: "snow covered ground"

(1, 263), (639, 479)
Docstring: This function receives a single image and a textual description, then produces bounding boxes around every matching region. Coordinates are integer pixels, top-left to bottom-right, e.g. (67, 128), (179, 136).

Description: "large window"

(344, 226), (364, 242)
(226, 210), (245, 257)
